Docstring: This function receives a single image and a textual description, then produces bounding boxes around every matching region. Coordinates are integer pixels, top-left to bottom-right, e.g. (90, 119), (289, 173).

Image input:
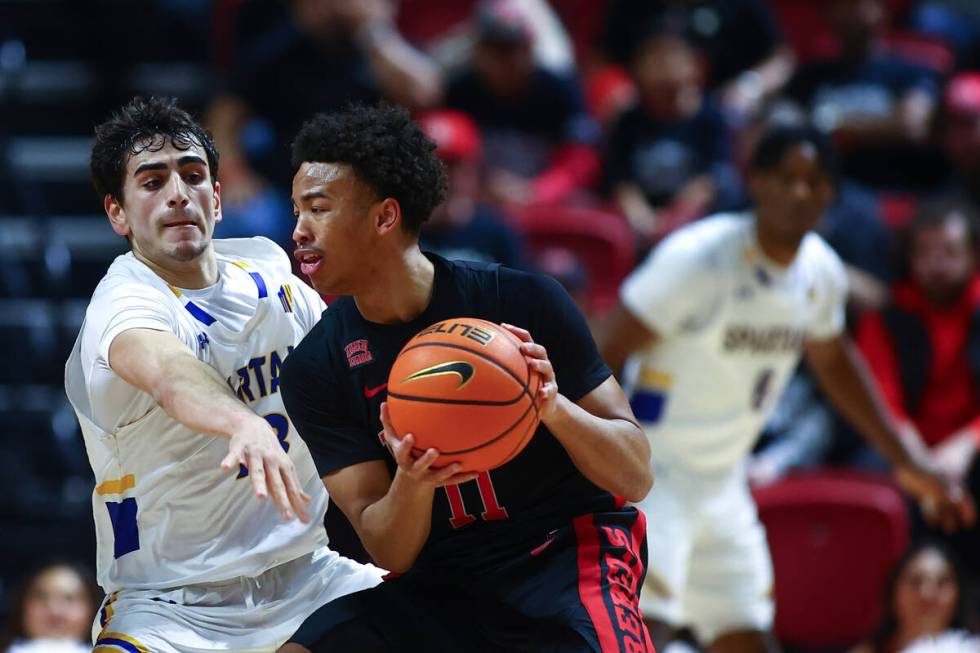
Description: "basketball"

(386, 317), (542, 472)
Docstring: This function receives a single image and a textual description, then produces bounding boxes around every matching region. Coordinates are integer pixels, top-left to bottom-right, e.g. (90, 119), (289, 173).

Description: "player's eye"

(142, 178), (160, 189)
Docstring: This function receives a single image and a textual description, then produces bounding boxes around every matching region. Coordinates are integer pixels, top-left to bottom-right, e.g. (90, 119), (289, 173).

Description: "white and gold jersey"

(65, 237), (330, 593)
(621, 213), (847, 475)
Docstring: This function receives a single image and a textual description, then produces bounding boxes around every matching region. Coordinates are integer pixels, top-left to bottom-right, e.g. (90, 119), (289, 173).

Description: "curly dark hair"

(290, 104), (447, 233)
(90, 96), (219, 203)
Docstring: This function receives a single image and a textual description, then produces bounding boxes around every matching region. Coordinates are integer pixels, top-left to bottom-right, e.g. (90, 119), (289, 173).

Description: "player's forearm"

(807, 340), (914, 468)
(152, 357), (264, 439)
(546, 395), (653, 502)
(358, 472), (436, 573)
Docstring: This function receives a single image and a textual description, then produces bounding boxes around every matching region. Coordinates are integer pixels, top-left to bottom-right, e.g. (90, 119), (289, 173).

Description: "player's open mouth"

(295, 250), (323, 276)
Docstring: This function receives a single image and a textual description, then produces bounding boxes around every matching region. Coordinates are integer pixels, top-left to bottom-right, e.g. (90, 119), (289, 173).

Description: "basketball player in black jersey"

(277, 104), (655, 652)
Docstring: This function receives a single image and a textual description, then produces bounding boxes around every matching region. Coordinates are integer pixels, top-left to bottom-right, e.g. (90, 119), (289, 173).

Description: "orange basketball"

(386, 317), (541, 472)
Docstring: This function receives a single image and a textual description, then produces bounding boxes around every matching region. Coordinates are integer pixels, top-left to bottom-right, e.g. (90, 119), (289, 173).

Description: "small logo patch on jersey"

(364, 382), (387, 398)
(345, 339), (373, 368)
(197, 333), (209, 350)
(278, 284), (295, 313)
(401, 361), (474, 389)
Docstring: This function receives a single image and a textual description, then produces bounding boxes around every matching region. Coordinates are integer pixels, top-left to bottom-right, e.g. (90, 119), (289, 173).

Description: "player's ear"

(105, 195), (131, 237)
(375, 197), (401, 235)
(212, 180), (223, 225)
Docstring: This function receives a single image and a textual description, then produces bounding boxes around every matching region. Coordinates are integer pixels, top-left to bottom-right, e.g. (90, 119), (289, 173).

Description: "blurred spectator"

(941, 73), (980, 208)
(0, 562), (100, 653)
(599, 0), (795, 119)
(786, 0), (941, 190)
(604, 29), (738, 242)
(443, 0), (600, 209)
(206, 0), (441, 245)
(396, 0), (574, 74)
(856, 199), (980, 581)
(850, 540), (978, 653)
(416, 109), (528, 268)
(857, 200), (980, 487)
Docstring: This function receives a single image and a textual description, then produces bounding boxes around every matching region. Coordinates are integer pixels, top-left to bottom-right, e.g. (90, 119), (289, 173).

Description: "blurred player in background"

(598, 125), (975, 653)
(278, 103), (653, 652)
(64, 97), (383, 653)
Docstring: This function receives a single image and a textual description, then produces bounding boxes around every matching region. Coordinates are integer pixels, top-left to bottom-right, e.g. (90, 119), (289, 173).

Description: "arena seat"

(752, 469), (910, 650)
(511, 204), (635, 314)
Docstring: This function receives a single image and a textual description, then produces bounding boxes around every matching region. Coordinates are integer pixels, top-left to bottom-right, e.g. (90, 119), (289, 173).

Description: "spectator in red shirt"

(858, 199), (980, 480)
(857, 198), (980, 582)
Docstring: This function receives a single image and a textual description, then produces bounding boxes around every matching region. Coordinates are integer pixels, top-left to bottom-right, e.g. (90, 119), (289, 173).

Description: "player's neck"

(753, 220), (802, 267)
(354, 247), (434, 325)
(133, 247), (220, 290)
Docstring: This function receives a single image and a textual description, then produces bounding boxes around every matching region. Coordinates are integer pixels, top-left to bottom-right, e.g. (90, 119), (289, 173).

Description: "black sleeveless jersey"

(281, 254), (617, 575)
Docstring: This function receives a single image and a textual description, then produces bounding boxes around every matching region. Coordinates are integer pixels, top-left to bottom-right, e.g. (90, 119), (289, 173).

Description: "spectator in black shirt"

(279, 104), (653, 652)
(605, 29), (739, 242)
(786, 0), (940, 190)
(600, 0), (795, 119)
(444, 0), (601, 208)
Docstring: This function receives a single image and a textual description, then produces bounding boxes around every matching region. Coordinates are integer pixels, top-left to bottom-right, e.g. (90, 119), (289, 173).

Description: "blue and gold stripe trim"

(233, 261), (268, 298)
(94, 631), (149, 653)
(166, 283), (216, 326)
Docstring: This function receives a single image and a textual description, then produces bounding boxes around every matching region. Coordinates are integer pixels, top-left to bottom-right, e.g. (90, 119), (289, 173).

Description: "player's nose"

(166, 174), (190, 207)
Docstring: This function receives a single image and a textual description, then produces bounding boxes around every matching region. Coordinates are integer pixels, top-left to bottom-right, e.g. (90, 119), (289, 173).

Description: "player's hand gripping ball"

(386, 318), (542, 472)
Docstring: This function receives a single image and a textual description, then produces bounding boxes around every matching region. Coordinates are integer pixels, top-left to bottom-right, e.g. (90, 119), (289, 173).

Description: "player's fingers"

(282, 465), (310, 524)
(388, 433), (415, 467)
(221, 440), (244, 471)
(280, 462), (310, 523)
(529, 358), (555, 381)
(247, 450), (268, 500)
(266, 462), (294, 521)
(411, 447), (440, 473)
(520, 342), (548, 361)
(500, 323), (532, 342)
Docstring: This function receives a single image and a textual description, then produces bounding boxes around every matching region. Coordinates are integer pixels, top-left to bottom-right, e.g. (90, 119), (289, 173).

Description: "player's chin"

(167, 240), (209, 262)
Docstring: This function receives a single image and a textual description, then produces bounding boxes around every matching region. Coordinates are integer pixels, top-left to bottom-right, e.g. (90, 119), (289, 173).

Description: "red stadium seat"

(883, 31), (956, 76)
(512, 204), (635, 314)
(752, 469), (910, 650)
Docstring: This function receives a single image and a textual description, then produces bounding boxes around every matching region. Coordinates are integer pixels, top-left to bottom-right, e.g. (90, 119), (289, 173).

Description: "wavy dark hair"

(868, 539), (979, 653)
(290, 103), (447, 233)
(0, 560), (102, 650)
(90, 96), (219, 204)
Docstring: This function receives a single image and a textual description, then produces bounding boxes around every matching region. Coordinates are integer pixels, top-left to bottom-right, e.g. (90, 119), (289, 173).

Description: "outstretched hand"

(380, 402), (478, 488)
(221, 416), (312, 523)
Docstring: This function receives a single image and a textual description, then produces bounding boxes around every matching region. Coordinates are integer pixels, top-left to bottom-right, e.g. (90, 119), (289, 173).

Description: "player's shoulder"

(800, 231), (846, 272)
(89, 254), (172, 307)
(213, 237), (292, 274)
(653, 212), (751, 263)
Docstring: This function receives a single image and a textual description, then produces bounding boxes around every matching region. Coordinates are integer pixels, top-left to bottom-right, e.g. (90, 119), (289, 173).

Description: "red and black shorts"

(290, 507), (655, 653)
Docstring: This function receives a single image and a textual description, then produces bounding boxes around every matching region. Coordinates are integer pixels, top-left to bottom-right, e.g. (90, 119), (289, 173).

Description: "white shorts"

(91, 546), (385, 653)
(635, 461), (774, 644)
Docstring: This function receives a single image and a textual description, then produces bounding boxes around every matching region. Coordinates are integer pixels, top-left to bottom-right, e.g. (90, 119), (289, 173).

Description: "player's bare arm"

(109, 327), (311, 523)
(503, 323), (653, 502)
(595, 302), (660, 378)
(804, 334), (976, 532)
(323, 402), (477, 573)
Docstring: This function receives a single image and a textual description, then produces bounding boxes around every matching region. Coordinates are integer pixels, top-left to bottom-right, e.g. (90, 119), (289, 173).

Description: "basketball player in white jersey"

(598, 125), (976, 653)
(64, 97), (384, 653)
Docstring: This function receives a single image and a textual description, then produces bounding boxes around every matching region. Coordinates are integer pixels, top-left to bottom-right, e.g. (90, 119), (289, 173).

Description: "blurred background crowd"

(2, 0), (980, 650)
